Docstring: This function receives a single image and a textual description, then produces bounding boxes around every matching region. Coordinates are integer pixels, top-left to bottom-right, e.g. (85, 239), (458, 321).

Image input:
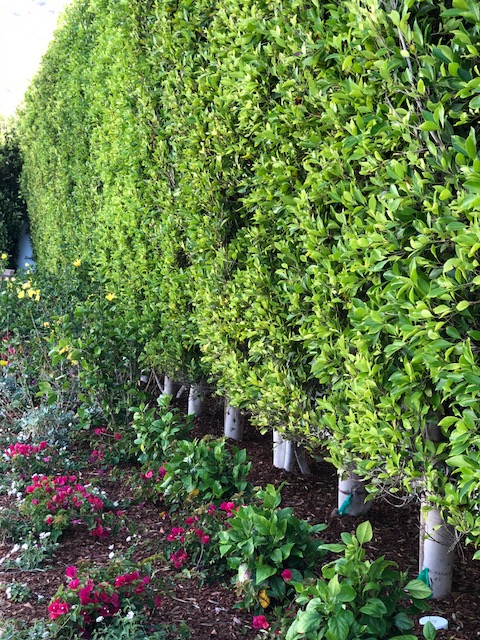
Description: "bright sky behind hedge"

(0, 0), (71, 118)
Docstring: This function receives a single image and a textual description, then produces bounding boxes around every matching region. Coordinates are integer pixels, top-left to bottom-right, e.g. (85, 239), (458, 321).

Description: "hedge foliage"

(18, 0), (480, 545)
(0, 121), (25, 263)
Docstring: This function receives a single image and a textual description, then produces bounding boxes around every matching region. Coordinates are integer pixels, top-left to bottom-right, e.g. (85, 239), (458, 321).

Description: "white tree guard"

(163, 376), (179, 398)
(224, 402), (244, 440)
(337, 471), (372, 516)
(273, 431), (311, 474)
(273, 430), (286, 469)
(419, 501), (455, 599)
(187, 384), (207, 416)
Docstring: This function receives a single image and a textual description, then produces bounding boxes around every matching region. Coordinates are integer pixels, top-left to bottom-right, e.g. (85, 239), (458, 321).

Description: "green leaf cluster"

(0, 122), (26, 262)
(286, 522), (431, 640)
(218, 484), (327, 609)
(159, 437), (252, 508)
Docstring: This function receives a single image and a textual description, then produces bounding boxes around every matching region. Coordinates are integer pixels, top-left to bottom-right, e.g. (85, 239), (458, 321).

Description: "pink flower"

(158, 465), (166, 478)
(207, 503), (216, 515)
(201, 534), (210, 545)
(78, 584), (94, 605)
(252, 615), (269, 630)
(48, 598), (70, 620)
(66, 566), (77, 579)
(170, 548), (188, 569)
(281, 569), (293, 582)
(114, 433), (122, 440)
(45, 515), (54, 525)
(68, 578), (80, 589)
(144, 470), (154, 479)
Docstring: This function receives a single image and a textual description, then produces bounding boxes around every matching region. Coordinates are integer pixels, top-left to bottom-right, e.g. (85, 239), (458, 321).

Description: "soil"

(0, 394), (479, 639)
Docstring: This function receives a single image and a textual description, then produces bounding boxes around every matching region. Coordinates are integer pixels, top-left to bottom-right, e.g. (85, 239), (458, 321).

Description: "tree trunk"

(224, 401), (244, 440)
(419, 420), (455, 598)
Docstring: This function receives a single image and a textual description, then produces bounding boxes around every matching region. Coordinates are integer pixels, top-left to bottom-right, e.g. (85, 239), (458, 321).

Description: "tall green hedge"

(0, 122), (26, 263)
(19, 0), (480, 547)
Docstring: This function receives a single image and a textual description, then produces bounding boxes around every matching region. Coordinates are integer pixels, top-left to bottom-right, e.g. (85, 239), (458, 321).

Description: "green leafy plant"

(218, 484), (327, 610)
(159, 437), (252, 509)
(131, 395), (195, 464)
(285, 521), (431, 640)
(1, 580), (31, 603)
(0, 532), (59, 571)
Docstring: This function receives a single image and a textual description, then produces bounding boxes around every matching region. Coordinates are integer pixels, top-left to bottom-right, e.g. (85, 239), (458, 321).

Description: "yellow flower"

(105, 292), (116, 301)
(73, 259), (81, 267)
(17, 290), (25, 299)
(258, 589), (270, 609)
(1, 253), (7, 260)
(43, 322), (50, 328)
(22, 281), (31, 290)
(0, 360), (8, 367)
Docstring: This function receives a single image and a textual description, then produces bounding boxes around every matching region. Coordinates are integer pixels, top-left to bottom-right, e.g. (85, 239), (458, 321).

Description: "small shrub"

(47, 560), (166, 638)
(218, 484), (327, 611)
(0, 580), (31, 603)
(21, 474), (122, 541)
(159, 437), (252, 510)
(284, 521), (432, 640)
(162, 501), (241, 580)
(131, 395), (195, 464)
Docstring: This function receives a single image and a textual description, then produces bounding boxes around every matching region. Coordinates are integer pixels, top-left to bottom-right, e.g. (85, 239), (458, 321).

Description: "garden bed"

(0, 394), (479, 639)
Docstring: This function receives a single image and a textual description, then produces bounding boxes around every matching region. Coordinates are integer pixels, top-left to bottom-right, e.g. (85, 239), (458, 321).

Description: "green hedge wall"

(0, 122), (26, 263)
(19, 0), (480, 546)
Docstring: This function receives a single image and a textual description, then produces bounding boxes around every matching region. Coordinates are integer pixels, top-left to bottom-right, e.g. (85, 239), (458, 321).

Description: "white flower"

(96, 616), (104, 623)
(108, 552), (114, 559)
(126, 611), (135, 620)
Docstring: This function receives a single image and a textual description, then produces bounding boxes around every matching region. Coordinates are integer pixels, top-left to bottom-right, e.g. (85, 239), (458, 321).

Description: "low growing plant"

(159, 437), (252, 510)
(284, 521), (432, 640)
(163, 500), (244, 580)
(21, 474), (123, 541)
(1, 580), (31, 603)
(47, 559), (166, 638)
(131, 395), (195, 464)
(218, 484), (327, 610)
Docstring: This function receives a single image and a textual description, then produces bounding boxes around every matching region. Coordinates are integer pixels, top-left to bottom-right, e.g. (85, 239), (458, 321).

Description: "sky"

(0, 0), (72, 118)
